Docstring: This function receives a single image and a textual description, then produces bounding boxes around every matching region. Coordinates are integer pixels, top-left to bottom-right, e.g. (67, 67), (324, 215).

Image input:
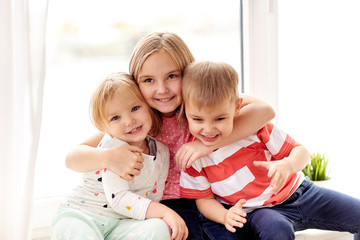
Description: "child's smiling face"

(185, 99), (241, 147)
(137, 49), (182, 117)
(106, 89), (152, 148)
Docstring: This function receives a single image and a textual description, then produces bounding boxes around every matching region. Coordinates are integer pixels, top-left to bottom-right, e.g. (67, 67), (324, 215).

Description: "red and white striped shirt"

(180, 123), (304, 213)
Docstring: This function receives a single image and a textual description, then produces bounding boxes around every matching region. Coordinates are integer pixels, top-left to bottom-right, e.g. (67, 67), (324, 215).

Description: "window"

(32, 0), (242, 234)
(246, 0), (360, 189)
(277, 0), (360, 183)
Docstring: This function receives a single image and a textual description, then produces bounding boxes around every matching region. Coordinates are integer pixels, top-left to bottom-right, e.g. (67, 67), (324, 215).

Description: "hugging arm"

(65, 132), (144, 180)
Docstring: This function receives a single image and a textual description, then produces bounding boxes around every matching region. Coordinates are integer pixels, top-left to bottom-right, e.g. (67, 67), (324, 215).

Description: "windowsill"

(31, 180), (360, 240)
(31, 195), (65, 239)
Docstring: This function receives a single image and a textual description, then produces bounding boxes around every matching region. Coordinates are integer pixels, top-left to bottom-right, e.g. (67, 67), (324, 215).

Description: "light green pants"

(50, 208), (171, 240)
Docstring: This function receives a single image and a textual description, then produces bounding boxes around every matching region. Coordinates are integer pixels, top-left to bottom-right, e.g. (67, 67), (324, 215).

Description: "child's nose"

(124, 115), (135, 126)
(157, 82), (168, 94)
(203, 122), (214, 133)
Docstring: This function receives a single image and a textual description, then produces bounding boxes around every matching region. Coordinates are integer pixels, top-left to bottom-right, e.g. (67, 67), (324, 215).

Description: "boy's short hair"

(90, 72), (161, 136)
(182, 61), (239, 109)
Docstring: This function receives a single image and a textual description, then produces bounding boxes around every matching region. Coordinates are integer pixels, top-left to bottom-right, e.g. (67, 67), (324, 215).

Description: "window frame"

(242, 0), (279, 118)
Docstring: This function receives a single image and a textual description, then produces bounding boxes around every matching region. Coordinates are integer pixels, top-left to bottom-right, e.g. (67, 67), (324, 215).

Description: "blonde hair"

(181, 61), (239, 117)
(129, 32), (195, 82)
(90, 72), (161, 136)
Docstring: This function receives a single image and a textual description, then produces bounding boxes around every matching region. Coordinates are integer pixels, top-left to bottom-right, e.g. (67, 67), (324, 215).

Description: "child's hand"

(162, 209), (189, 240)
(175, 140), (212, 171)
(103, 145), (144, 180)
(224, 199), (247, 233)
(253, 158), (292, 195)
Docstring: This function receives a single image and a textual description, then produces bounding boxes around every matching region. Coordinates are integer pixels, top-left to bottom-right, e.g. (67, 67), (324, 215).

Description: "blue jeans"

(202, 178), (360, 240)
(161, 198), (209, 240)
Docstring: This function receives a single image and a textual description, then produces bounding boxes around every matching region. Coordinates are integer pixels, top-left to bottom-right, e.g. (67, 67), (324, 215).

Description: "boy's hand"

(175, 140), (212, 171)
(253, 158), (292, 195)
(224, 199), (247, 233)
(103, 145), (144, 180)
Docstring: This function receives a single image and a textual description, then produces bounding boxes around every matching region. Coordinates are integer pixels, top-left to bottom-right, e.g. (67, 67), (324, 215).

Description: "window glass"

(278, 0), (360, 182)
(34, 0), (241, 198)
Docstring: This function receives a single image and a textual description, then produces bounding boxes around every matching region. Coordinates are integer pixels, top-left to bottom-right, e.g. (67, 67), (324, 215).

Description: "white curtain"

(0, 0), (48, 239)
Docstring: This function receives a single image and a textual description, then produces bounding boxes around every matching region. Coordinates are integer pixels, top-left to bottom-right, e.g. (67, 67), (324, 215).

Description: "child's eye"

(192, 118), (202, 121)
(168, 74), (178, 80)
(144, 78), (153, 83)
(111, 115), (120, 121)
(216, 117), (225, 121)
(131, 106), (140, 112)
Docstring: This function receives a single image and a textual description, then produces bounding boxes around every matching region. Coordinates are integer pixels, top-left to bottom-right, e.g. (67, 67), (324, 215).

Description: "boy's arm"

(196, 196), (247, 233)
(254, 141), (310, 194)
(65, 132), (144, 180)
(176, 94), (275, 170)
(224, 94), (275, 146)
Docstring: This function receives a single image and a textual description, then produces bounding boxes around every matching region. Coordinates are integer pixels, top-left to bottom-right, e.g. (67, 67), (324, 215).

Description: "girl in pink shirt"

(65, 32), (275, 239)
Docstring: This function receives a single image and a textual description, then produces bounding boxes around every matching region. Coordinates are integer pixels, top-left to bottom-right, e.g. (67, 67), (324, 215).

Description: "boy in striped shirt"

(179, 61), (360, 240)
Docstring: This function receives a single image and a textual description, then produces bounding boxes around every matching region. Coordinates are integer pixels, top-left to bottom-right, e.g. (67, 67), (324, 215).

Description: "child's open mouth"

(128, 126), (142, 134)
(155, 96), (175, 102)
(201, 134), (219, 142)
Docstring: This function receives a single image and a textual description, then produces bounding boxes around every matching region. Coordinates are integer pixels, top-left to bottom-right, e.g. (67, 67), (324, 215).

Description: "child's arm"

(196, 195), (247, 233)
(254, 141), (310, 194)
(65, 132), (144, 180)
(176, 94), (275, 170)
(103, 164), (188, 240)
(146, 202), (188, 240)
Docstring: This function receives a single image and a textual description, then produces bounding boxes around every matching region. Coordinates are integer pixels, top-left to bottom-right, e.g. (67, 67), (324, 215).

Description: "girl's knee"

(50, 217), (100, 240)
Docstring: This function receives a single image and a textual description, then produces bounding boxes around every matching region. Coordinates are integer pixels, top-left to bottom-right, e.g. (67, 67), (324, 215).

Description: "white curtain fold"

(0, 0), (48, 239)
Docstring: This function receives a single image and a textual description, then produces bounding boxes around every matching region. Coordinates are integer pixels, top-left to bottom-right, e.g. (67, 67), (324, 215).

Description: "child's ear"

(235, 98), (243, 115)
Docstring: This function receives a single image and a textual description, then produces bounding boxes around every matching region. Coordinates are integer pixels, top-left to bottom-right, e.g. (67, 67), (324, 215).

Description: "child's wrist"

(100, 148), (110, 169)
(222, 209), (229, 225)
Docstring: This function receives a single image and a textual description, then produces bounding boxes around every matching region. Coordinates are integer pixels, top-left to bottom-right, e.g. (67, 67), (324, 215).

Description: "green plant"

(302, 152), (330, 181)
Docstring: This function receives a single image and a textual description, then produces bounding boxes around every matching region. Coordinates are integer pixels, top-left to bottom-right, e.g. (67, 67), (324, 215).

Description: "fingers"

(174, 148), (182, 169)
(170, 225), (188, 240)
(225, 223), (236, 233)
(175, 149), (192, 171)
(270, 173), (285, 195)
(184, 227), (189, 240)
(186, 155), (197, 169)
(225, 214), (246, 232)
(253, 161), (268, 168)
(235, 199), (246, 208)
(119, 153), (144, 180)
(225, 206), (247, 234)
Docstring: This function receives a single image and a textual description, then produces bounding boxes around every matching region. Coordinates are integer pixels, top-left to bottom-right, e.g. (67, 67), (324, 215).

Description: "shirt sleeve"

(102, 169), (151, 220)
(180, 166), (213, 199)
(99, 134), (151, 220)
(257, 122), (295, 160)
